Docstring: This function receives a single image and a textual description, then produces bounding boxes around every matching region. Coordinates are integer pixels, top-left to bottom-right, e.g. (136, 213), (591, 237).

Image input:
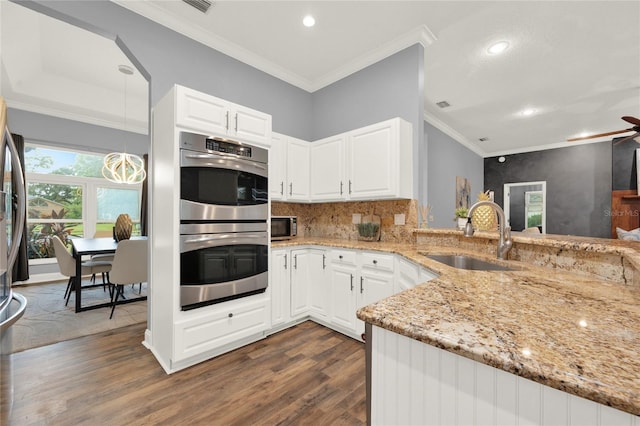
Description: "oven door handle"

(182, 152), (268, 176)
(180, 233), (268, 253)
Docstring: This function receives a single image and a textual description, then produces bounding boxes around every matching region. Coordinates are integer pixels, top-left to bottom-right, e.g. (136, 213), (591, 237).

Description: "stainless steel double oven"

(179, 131), (268, 310)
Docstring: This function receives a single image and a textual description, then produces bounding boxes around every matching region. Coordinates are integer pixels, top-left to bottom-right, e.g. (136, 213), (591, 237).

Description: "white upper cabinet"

(310, 135), (347, 202)
(175, 85), (271, 147)
(286, 138), (311, 201)
(347, 118), (412, 200)
(270, 133), (310, 202)
(269, 133), (287, 200)
(307, 117), (413, 203)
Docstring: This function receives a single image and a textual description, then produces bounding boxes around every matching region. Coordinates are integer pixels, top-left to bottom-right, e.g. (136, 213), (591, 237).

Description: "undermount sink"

(424, 254), (515, 271)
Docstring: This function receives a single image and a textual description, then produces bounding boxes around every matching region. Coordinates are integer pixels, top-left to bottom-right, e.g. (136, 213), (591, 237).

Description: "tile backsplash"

(272, 199), (418, 243)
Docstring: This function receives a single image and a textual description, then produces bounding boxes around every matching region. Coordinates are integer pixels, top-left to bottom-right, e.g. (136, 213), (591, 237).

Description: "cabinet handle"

(225, 111), (229, 131)
(228, 313), (233, 318)
(284, 255), (287, 270)
(350, 274), (354, 291)
(349, 180), (352, 194)
(339, 255), (343, 259)
(289, 182), (293, 196)
(360, 276), (364, 294)
(280, 181), (284, 196)
(322, 254), (326, 269)
(340, 181), (343, 195)
(294, 254), (297, 269)
(373, 260), (378, 265)
(234, 113), (238, 132)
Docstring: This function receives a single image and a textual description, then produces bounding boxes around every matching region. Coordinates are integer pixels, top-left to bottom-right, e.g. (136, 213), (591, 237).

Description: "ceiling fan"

(567, 116), (640, 145)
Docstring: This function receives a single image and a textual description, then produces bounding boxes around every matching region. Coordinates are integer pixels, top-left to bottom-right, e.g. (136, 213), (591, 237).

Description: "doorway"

(503, 181), (547, 233)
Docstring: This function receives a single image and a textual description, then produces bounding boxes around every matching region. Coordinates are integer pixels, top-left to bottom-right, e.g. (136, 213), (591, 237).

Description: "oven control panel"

(205, 139), (252, 157)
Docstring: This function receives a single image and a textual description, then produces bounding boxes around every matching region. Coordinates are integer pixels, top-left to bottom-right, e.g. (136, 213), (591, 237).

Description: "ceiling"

(0, 0), (149, 135)
(3, 1), (640, 156)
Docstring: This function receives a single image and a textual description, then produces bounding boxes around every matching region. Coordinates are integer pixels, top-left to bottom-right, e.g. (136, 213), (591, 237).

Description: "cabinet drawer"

(360, 252), (394, 272)
(174, 298), (268, 361)
(330, 249), (357, 265)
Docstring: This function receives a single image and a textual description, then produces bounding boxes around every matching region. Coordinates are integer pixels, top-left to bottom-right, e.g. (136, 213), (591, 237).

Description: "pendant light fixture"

(102, 64), (146, 184)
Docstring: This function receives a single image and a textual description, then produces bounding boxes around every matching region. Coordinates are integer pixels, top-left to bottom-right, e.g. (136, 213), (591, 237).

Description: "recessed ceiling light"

(521, 108), (537, 117)
(487, 41), (509, 55)
(303, 15), (315, 27)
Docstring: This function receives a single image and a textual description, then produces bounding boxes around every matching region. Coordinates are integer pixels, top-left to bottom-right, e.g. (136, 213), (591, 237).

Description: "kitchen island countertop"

(272, 235), (640, 415)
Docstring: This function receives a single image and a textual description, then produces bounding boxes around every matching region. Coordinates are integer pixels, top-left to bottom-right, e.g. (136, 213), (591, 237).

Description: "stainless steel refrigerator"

(0, 97), (27, 423)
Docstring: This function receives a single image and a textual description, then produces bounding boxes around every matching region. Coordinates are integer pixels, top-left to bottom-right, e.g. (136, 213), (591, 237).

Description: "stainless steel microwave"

(271, 216), (297, 241)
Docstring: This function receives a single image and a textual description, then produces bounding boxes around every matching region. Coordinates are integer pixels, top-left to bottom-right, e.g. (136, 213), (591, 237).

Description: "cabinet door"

(232, 104), (271, 146)
(310, 135), (346, 201)
(356, 269), (394, 335)
(348, 120), (397, 200)
(176, 86), (229, 136)
(290, 249), (310, 317)
(270, 249), (290, 328)
(307, 250), (329, 319)
(269, 133), (287, 200)
(286, 138), (310, 201)
(330, 264), (357, 332)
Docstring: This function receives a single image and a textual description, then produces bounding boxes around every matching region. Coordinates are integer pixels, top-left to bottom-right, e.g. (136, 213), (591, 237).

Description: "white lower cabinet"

(290, 249), (311, 318)
(307, 250), (329, 320)
(330, 250), (359, 333)
(270, 248), (290, 328)
(271, 245), (436, 342)
(355, 253), (395, 336)
(173, 296), (269, 364)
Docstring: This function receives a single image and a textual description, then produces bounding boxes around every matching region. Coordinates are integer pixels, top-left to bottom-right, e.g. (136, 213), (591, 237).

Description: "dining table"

(71, 236), (147, 313)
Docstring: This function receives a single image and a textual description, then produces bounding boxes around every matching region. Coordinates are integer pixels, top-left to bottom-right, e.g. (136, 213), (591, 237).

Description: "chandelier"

(102, 64), (146, 184)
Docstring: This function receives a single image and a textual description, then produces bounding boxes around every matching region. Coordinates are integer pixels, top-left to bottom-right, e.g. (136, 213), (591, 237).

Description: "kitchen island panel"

(370, 325), (638, 425)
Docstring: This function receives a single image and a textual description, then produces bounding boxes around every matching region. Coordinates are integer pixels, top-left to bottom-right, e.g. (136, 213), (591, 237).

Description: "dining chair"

(108, 239), (148, 319)
(51, 235), (113, 306)
(90, 230), (115, 287)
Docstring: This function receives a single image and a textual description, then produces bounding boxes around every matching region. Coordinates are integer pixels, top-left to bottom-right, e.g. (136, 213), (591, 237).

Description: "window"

(25, 144), (143, 261)
(525, 191), (543, 229)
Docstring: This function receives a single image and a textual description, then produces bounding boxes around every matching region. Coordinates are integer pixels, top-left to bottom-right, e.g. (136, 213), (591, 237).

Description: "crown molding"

(480, 135), (628, 158)
(112, 1), (436, 93)
(309, 24), (437, 92)
(423, 111), (486, 157)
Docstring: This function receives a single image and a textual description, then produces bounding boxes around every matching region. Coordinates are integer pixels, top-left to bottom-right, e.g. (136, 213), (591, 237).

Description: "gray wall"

(612, 136), (638, 191)
(425, 121), (484, 228)
(311, 44), (425, 200)
(484, 142), (612, 238)
(7, 109), (148, 155)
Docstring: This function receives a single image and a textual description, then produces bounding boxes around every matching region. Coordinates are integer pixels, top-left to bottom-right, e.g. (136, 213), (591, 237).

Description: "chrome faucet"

(464, 200), (513, 260)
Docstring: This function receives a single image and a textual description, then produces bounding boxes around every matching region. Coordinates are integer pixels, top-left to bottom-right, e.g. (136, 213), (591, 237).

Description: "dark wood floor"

(4, 320), (366, 425)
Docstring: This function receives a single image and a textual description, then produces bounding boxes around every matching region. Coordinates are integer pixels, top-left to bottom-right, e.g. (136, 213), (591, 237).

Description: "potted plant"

(454, 207), (469, 230)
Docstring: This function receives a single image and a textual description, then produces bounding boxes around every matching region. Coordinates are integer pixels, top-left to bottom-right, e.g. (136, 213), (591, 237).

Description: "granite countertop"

(273, 235), (640, 416)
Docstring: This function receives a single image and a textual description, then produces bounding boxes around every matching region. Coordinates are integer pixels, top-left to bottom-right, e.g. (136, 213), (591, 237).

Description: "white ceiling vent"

(182, 0), (213, 14)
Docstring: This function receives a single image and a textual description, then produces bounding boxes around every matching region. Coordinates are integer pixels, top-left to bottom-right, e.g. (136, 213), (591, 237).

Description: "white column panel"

(599, 403), (634, 426)
(569, 395), (599, 426)
(496, 369), (518, 425)
(475, 362), (496, 424)
(456, 356), (476, 425)
(542, 384), (569, 425)
(517, 375), (542, 425)
(439, 347), (457, 425)
(424, 341), (441, 426)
